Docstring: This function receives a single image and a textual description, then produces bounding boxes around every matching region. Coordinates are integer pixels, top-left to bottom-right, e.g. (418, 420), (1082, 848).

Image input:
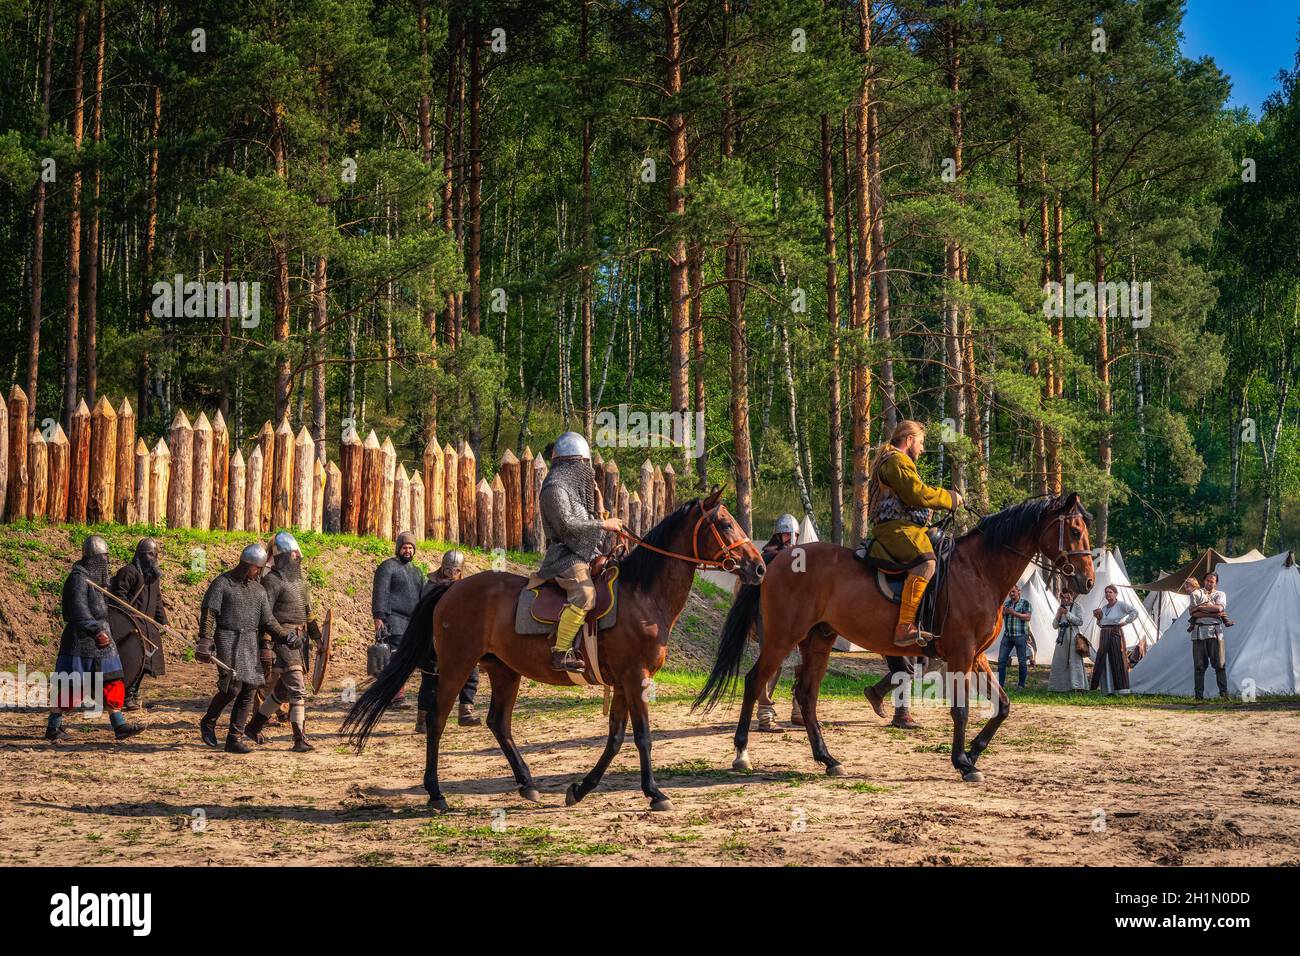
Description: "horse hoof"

(565, 782), (582, 807)
(519, 786), (542, 804)
(428, 797), (449, 813)
(732, 750), (751, 772)
(962, 770), (984, 783)
(649, 797), (675, 812)
(825, 763), (847, 777)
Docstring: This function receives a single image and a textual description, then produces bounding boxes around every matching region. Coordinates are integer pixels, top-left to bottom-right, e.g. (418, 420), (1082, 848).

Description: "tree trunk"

(138, 0), (163, 420)
(665, 0), (691, 426)
(84, 0), (105, 408)
(820, 115), (844, 545)
(849, 0), (874, 541)
(26, 0), (54, 426)
(1091, 82), (1111, 546)
(63, 1), (89, 431)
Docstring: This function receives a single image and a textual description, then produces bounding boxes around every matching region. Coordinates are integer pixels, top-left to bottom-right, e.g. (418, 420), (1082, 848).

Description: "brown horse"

(343, 487), (764, 812)
(694, 493), (1095, 782)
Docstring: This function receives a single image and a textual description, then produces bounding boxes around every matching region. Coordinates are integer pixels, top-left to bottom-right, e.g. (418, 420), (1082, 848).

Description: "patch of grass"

(835, 781), (897, 793)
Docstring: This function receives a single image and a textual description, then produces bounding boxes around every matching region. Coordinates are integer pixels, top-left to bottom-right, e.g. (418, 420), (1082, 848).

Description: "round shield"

(311, 608), (333, 695)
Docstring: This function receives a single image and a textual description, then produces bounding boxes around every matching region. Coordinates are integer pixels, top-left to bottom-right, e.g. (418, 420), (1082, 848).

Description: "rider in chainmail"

(526, 431), (622, 673)
(246, 532), (323, 752)
(46, 535), (146, 743)
(196, 543), (287, 753)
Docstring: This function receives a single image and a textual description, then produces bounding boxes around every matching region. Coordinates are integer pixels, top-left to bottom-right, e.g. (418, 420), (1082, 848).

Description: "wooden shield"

(311, 608), (333, 695)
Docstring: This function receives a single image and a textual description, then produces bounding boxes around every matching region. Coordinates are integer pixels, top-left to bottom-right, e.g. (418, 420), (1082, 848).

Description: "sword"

(85, 578), (234, 675)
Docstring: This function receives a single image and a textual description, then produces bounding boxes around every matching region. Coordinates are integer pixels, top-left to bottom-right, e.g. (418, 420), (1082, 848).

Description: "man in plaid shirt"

(997, 585), (1034, 690)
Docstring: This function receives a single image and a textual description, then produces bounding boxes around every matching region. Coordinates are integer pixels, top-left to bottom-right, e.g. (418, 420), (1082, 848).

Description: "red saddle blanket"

(514, 566), (620, 636)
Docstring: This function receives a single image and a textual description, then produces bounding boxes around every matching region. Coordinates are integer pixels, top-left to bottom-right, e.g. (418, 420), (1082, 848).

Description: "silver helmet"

(82, 534), (110, 560)
(441, 550), (466, 571)
(271, 531), (300, 557)
(774, 513), (799, 537)
(239, 542), (269, 567)
(552, 430), (591, 461)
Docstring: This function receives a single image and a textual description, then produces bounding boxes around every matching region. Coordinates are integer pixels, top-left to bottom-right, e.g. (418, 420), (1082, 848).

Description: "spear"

(85, 578), (234, 675)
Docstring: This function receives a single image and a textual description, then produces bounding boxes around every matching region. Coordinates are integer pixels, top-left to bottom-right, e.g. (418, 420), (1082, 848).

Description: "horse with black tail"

(343, 487), (764, 812)
(694, 493), (1095, 782)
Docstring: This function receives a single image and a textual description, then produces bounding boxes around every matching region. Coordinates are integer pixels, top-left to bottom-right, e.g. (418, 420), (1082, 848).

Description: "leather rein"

(615, 502), (754, 572)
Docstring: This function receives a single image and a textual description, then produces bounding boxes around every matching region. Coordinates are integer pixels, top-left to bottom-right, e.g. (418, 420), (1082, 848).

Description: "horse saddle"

(513, 565), (620, 637)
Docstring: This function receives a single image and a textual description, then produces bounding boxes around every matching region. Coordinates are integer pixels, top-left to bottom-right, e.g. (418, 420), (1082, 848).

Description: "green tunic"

(867, 448), (954, 566)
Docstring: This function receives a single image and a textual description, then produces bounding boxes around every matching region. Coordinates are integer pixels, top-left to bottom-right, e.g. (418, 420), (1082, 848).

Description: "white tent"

(984, 564), (1062, 665)
(1071, 547), (1160, 650)
(1144, 580), (1189, 639)
(1131, 551), (1300, 697)
(1140, 549), (1264, 639)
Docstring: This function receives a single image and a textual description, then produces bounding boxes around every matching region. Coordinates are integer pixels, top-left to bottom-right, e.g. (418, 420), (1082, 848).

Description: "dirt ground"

(2, 659), (1298, 867)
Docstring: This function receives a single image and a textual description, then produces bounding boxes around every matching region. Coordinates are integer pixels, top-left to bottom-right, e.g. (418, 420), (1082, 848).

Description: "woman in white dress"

(1048, 588), (1087, 691)
(1090, 585), (1139, 694)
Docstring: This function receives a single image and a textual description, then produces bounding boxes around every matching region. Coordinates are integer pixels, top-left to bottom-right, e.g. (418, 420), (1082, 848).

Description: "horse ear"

(704, 484), (723, 509)
(1063, 491), (1080, 510)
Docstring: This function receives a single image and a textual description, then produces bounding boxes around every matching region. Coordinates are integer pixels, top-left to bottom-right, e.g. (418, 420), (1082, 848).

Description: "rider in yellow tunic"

(867, 420), (962, 646)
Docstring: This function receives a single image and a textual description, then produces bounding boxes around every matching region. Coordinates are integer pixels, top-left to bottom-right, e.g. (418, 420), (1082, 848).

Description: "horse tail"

(341, 582), (452, 751)
(693, 582), (761, 713)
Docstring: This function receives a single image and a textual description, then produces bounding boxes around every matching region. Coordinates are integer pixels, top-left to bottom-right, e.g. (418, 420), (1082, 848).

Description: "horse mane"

(968, 497), (1059, 552)
(619, 498), (699, 587)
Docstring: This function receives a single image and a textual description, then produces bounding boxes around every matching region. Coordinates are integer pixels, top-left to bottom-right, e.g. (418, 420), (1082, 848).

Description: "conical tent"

(1131, 551), (1300, 696)
(1136, 547), (1266, 592)
(984, 563), (1062, 665)
(1143, 577), (1190, 638)
(1074, 547), (1160, 650)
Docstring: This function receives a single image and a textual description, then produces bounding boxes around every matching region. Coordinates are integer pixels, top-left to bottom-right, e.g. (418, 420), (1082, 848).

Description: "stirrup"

(551, 648), (584, 673)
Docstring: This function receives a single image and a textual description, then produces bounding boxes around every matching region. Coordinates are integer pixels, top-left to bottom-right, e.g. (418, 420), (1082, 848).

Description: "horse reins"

(615, 502), (754, 572)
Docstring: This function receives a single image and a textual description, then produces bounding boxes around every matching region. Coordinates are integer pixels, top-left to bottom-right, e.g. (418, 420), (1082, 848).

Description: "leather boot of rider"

(458, 703), (481, 727)
(893, 574), (929, 646)
(550, 604), (587, 672)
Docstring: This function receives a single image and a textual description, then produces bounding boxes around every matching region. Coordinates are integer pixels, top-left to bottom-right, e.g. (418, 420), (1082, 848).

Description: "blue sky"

(1182, 0), (1298, 116)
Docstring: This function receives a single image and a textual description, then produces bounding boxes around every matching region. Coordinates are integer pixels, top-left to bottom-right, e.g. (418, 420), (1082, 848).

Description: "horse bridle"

(616, 501), (755, 572)
(1010, 506), (1092, 576)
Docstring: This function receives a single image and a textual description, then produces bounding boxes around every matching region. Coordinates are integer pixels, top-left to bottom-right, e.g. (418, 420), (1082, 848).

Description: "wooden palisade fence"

(0, 386), (680, 555)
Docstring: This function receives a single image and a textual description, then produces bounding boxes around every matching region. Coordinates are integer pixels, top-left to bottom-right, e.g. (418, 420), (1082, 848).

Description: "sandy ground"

(2, 661), (1298, 867)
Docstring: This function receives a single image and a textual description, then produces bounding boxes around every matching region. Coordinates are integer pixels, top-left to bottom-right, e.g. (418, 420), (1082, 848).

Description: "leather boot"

(123, 689), (142, 712)
(551, 605), (587, 673)
(114, 722), (146, 741)
(244, 711), (270, 745)
(291, 722), (314, 753)
(224, 731), (252, 754)
(458, 703), (481, 727)
(415, 710), (428, 734)
(45, 724), (72, 743)
(893, 574), (929, 647)
(200, 691), (233, 748)
(864, 681), (889, 718)
(890, 707), (921, 730)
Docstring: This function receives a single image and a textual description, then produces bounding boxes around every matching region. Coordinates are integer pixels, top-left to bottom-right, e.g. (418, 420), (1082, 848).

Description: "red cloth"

(55, 677), (125, 712)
